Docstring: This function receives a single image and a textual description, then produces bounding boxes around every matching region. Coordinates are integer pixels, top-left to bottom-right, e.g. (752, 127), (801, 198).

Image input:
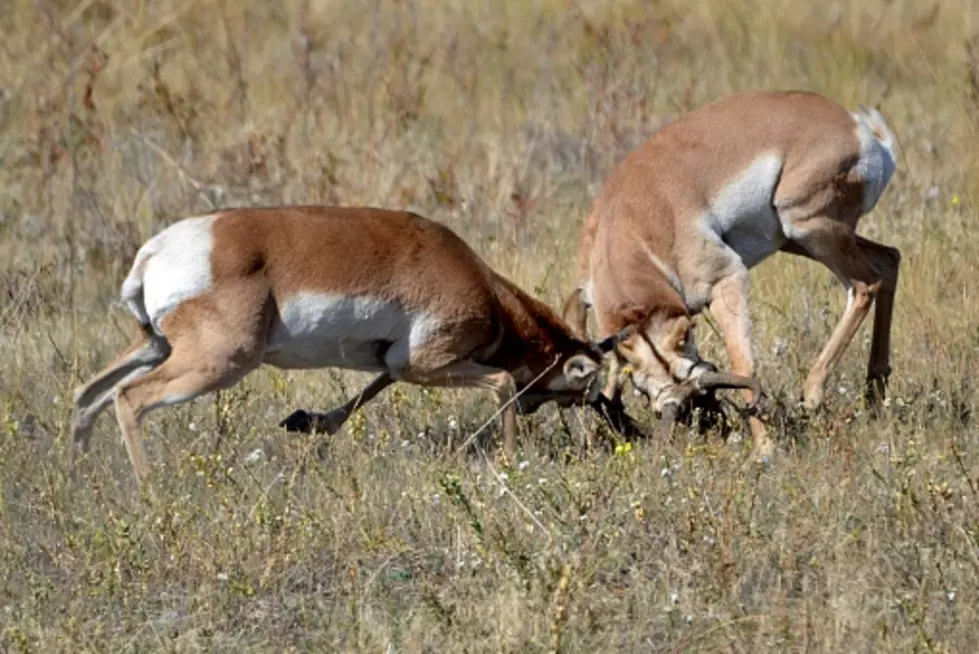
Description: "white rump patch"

(702, 153), (786, 269)
(850, 111), (897, 214)
(137, 215), (219, 334)
(263, 292), (441, 371)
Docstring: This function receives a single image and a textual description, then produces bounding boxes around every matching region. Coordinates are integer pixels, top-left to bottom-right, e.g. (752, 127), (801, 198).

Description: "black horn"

(693, 371), (761, 406)
(653, 370), (762, 438)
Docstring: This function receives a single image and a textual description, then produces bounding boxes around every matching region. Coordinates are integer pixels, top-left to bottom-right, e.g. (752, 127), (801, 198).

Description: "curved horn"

(648, 370), (762, 441)
(694, 371), (761, 405)
(593, 324), (638, 354)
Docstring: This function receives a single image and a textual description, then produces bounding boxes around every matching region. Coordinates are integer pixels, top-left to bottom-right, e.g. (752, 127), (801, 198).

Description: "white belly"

(262, 292), (439, 371)
(704, 153), (786, 269)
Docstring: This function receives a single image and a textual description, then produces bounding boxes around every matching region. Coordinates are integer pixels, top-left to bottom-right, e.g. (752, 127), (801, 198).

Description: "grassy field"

(2, 0), (979, 651)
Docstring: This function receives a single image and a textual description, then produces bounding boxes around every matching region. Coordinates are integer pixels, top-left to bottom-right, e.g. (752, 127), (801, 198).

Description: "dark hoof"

(279, 409), (316, 433)
(281, 411), (332, 461)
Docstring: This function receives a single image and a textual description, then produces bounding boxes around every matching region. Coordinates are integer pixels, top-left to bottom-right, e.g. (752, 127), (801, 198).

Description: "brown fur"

(72, 206), (624, 484)
(564, 90), (902, 458)
(202, 207), (600, 384)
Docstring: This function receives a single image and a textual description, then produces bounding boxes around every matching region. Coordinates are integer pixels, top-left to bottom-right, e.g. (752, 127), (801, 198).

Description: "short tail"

(856, 104), (896, 155)
(120, 241), (156, 329)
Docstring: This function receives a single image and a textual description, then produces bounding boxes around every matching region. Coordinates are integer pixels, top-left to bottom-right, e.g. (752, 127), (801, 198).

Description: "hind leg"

(114, 350), (259, 482)
(71, 326), (171, 456)
(73, 364), (157, 458)
(74, 328), (153, 408)
(113, 288), (271, 484)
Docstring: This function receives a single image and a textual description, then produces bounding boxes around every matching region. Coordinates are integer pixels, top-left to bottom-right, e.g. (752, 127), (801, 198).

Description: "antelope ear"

(564, 354), (600, 390)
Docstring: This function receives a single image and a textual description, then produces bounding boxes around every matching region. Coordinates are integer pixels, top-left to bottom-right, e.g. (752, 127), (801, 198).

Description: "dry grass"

(2, 0), (979, 651)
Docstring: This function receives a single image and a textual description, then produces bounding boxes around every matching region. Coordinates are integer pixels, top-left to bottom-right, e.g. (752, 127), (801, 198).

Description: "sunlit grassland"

(2, 0), (979, 651)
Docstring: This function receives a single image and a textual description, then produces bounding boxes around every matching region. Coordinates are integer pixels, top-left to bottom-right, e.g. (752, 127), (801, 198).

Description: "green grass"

(2, 0), (979, 651)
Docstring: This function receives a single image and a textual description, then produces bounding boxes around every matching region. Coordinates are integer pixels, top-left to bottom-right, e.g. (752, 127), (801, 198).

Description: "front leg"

(280, 372), (395, 435)
(399, 361), (519, 461)
(707, 268), (773, 460)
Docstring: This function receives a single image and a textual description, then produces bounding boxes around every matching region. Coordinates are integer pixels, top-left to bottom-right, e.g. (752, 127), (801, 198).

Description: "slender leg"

(72, 365), (158, 456)
(114, 346), (259, 483)
(279, 372), (395, 435)
(856, 236), (901, 406)
(401, 361), (518, 460)
(73, 331), (151, 411)
(112, 284), (271, 485)
(800, 287), (877, 411)
(71, 329), (170, 456)
(708, 268), (772, 458)
(782, 220), (886, 411)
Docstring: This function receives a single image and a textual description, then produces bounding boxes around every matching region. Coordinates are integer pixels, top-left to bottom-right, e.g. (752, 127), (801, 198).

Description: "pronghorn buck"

(563, 90), (901, 458)
(71, 206), (650, 483)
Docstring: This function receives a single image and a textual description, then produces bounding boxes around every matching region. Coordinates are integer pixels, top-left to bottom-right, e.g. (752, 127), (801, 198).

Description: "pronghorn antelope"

(563, 90), (901, 458)
(70, 206), (660, 483)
